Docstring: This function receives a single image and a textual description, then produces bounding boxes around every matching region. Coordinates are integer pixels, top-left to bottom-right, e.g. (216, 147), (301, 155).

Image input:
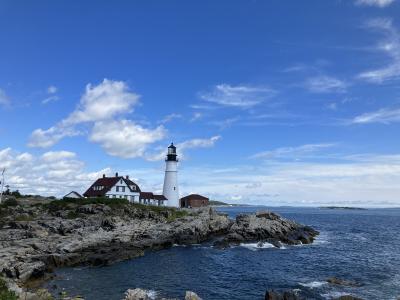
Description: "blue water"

(44, 207), (400, 300)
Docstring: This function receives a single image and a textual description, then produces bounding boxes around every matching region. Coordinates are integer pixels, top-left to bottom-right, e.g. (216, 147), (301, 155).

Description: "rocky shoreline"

(0, 200), (318, 299)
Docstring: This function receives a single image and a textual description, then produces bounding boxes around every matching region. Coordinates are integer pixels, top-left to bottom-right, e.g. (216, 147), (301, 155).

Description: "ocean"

(44, 206), (400, 300)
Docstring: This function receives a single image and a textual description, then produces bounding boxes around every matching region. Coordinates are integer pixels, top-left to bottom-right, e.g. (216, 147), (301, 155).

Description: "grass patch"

(0, 277), (17, 300)
(14, 215), (35, 222)
(43, 197), (129, 212)
(40, 197), (189, 221)
(66, 211), (80, 219)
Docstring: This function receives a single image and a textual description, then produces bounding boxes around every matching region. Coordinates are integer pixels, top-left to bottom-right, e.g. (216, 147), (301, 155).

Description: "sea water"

(44, 206), (400, 300)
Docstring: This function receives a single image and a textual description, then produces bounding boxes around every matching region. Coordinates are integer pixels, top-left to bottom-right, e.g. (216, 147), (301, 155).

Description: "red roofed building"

(180, 194), (209, 208)
(83, 173), (167, 206)
(83, 173), (141, 202)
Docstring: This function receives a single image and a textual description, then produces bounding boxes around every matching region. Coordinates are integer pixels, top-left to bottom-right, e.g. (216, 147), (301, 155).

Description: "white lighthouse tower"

(163, 143), (180, 207)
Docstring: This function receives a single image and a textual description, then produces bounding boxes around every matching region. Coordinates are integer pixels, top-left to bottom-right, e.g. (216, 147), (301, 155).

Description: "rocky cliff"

(0, 200), (318, 297)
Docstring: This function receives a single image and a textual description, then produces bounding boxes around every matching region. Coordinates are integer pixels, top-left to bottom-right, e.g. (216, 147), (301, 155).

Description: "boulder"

(124, 288), (150, 300)
(265, 289), (302, 300)
(327, 277), (362, 287)
(185, 291), (202, 300)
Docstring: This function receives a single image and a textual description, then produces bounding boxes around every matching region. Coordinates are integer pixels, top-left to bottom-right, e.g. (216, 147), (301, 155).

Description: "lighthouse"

(163, 143), (180, 207)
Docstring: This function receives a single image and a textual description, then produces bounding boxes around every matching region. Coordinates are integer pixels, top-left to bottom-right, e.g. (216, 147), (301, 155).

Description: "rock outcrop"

(0, 202), (318, 297)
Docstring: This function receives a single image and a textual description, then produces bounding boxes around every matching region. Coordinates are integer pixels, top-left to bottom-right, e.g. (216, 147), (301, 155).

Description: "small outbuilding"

(63, 191), (83, 199)
(180, 194), (209, 208)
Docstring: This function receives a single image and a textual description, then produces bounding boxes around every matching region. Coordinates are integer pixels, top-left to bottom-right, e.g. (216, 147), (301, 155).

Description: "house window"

(132, 185), (136, 191)
(121, 186), (125, 192)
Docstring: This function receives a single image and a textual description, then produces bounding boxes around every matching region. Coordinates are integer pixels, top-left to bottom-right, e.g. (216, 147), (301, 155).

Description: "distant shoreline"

(319, 206), (367, 210)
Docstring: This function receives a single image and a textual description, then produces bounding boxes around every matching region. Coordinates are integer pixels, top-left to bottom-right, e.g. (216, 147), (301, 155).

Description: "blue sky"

(1, 0), (400, 206)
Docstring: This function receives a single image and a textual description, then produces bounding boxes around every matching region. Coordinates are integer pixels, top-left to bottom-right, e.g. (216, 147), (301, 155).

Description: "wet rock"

(124, 288), (151, 300)
(327, 277), (362, 287)
(265, 289), (302, 300)
(185, 291), (202, 300)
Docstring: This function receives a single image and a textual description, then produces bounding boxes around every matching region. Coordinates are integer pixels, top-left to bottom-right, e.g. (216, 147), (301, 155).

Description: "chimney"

(103, 174), (106, 178)
(115, 172), (119, 177)
(126, 175), (129, 179)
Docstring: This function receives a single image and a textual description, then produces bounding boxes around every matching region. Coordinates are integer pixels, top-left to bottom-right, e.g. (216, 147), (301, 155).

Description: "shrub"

(1, 198), (18, 207)
(0, 277), (18, 300)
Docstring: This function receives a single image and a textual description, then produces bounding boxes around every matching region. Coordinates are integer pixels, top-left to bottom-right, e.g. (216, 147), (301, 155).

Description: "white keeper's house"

(83, 172), (167, 206)
(81, 144), (181, 207)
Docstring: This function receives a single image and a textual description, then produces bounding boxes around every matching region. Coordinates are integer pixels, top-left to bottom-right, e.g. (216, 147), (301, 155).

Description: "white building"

(83, 173), (167, 206)
(162, 143), (180, 207)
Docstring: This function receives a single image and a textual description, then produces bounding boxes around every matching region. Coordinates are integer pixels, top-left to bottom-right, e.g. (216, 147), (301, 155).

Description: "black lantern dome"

(166, 143), (178, 161)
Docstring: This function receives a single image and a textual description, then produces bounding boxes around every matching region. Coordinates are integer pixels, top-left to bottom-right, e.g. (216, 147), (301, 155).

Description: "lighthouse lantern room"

(163, 143), (180, 207)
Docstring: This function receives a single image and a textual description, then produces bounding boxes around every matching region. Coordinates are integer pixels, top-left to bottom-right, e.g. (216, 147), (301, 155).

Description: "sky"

(1, 0), (400, 207)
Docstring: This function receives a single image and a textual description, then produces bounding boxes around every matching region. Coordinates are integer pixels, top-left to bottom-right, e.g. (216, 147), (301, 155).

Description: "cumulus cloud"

(29, 79), (148, 153)
(251, 143), (336, 160)
(62, 79), (139, 125)
(146, 135), (221, 161)
(352, 107), (400, 124)
(0, 148), (110, 196)
(89, 120), (166, 158)
(305, 76), (347, 93)
(0, 88), (10, 107)
(358, 18), (400, 83)
(199, 84), (276, 108)
(28, 126), (80, 148)
(355, 0), (395, 7)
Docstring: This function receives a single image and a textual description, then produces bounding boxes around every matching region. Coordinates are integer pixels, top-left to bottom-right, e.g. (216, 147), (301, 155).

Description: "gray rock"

(124, 288), (151, 300)
(0, 203), (318, 299)
(185, 291), (202, 300)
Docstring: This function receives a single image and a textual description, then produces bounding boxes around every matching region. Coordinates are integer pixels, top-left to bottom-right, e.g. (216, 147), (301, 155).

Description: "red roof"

(83, 176), (141, 198)
(180, 194), (209, 201)
(154, 194), (167, 200)
(139, 192), (154, 199)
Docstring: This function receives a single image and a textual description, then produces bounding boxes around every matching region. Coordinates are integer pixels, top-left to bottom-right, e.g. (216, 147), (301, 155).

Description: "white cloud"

(175, 154), (400, 207)
(352, 107), (400, 124)
(190, 112), (203, 122)
(305, 76), (347, 93)
(47, 85), (58, 94)
(178, 135), (221, 150)
(41, 151), (76, 162)
(29, 79), (145, 151)
(145, 135), (221, 161)
(251, 143), (336, 160)
(63, 79), (139, 125)
(355, 0), (395, 7)
(89, 119), (166, 158)
(199, 84), (276, 108)
(159, 113), (182, 124)
(358, 18), (400, 83)
(0, 88), (10, 107)
(28, 126), (80, 148)
(0, 148), (110, 197)
(42, 95), (59, 104)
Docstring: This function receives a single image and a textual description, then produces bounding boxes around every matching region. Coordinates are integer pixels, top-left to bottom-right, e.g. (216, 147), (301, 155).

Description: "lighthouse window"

(174, 187), (176, 190)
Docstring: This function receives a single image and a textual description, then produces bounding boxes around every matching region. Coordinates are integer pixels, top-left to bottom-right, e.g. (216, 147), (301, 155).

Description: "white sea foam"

(321, 291), (354, 299)
(239, 242), (276, 251)
(299, 281), (327, 288)
(314, 231), (330, 245)
(146, 290), (157, 300)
